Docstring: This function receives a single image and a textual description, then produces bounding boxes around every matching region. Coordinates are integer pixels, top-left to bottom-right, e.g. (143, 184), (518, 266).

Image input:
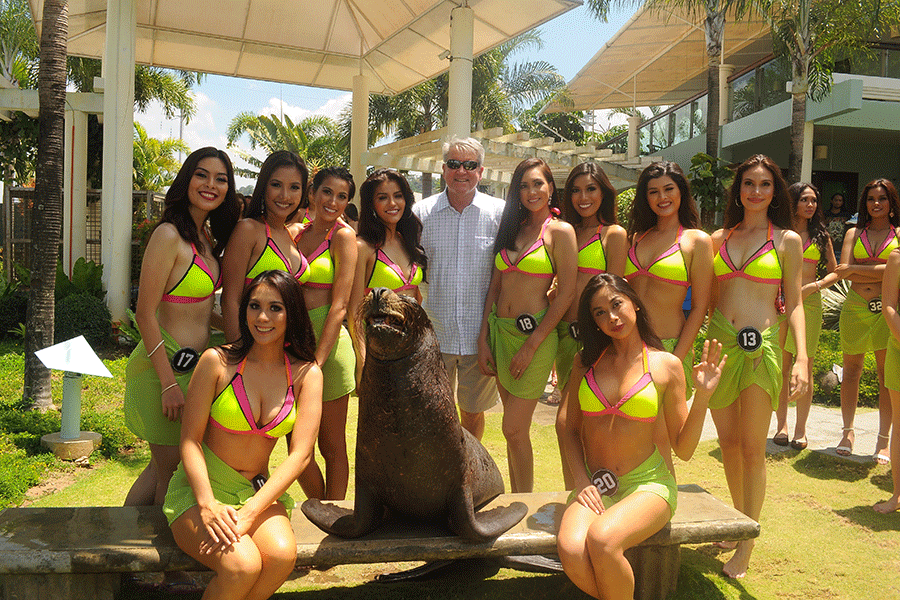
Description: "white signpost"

(35, 336), (111, 460)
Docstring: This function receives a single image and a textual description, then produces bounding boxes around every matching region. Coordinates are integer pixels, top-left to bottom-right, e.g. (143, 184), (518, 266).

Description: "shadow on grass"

(274, 559), (581, 599)
(679, 546), (755, 600)
(791, 449), (875, 482)
(834, 503), (900, 533)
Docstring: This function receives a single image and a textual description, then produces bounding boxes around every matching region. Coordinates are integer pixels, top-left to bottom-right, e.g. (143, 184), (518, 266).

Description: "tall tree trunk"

(421, 172), (433, 198)
(24, 0), (68, 410)
(701, 4), (725, 229)
(788, 90), (806, 185)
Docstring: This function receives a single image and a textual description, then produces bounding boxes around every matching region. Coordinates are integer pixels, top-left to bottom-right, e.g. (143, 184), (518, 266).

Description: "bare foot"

(722, 540), (754, 579)
(874, 497), (900, 514)
(713, 540), (737, 550)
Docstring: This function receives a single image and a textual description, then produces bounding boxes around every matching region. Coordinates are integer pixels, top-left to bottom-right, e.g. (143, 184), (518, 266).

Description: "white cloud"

(258, 92), (351, 123)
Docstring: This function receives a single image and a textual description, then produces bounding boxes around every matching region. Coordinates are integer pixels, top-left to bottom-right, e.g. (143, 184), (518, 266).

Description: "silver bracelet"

(147, 339), (165, 358)
(161, 382), (179, 394)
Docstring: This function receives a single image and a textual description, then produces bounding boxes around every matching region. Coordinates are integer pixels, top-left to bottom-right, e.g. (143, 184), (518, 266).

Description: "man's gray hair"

(442, 136), (485, 166)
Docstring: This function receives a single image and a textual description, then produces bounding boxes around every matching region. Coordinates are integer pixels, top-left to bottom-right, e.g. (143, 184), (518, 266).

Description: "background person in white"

(413, 137), (505, 440)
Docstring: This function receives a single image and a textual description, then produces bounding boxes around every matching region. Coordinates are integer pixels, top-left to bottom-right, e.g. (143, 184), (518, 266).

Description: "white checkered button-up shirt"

(414, 189), (505, 355)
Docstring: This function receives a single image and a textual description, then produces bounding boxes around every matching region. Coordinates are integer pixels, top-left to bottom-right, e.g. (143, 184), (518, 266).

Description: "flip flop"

(773, 432), (789, 446)
(790, 438), (808, 450)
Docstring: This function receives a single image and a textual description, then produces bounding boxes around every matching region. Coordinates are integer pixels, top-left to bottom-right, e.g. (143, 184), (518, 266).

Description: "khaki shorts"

(442, 353), (499, 413)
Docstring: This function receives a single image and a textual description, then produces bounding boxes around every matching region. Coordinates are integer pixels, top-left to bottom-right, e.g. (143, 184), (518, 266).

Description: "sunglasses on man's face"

(445, 159), (480, 171)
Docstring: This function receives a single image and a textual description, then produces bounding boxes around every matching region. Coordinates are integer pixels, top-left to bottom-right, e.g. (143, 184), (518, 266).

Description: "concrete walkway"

(497, 384), (887, 465)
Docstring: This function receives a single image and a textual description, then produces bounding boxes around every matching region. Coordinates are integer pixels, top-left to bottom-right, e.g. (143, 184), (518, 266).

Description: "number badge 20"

(591, 468), (619, 497)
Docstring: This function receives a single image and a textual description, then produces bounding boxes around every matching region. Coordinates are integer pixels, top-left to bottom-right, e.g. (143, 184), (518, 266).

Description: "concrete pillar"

(100, 0), (136, 322)
(350, 73), (369, 197)
(801, 121), (814, 183)
(627, 115), (641, 160)
(719, 63), (735, 125)
(63, 110), (88, 276)
(447, 5), (474, 138)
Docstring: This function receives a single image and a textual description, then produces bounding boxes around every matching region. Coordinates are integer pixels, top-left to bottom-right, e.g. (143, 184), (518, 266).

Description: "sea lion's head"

(360, 288), (432, 360)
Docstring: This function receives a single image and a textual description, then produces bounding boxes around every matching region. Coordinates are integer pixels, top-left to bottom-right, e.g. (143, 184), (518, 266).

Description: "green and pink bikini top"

(366, 248), (423, 293)
(579, 344), (659, 422)
(162, 242), (221, 304)
(624, 226), (690, 287)
(713, 222), (782, 285)
(294, 221), (345, 290)
(244, 222), (310, 285)
(577, 224), (607, 275)
(494, 215), (555, 278)
(208, 353), (296, 439)
(802, 236), (820, 264)
(852, 226), (899, 264)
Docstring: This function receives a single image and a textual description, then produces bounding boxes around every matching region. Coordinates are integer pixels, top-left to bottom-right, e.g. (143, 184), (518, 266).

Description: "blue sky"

(134, 3), (635, 187)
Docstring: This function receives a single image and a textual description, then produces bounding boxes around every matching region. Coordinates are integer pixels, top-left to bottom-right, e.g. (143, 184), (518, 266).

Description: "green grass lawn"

(4, 337), (900, 599)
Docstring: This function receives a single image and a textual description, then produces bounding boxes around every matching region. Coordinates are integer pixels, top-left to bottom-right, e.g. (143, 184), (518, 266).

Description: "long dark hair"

(578, 274), (663, 365)
(562, 162), (617, 227)
(723, 155), (792, 229)
(224, 270), (316, 364)
(358, 169), (427, 275)
(856, 178), (900, 229)
(245, 151), (309, 222)
(494, 158), (559, 254)
(629, 161), (699, 239)
(159, 147), (240, 257)
(311, 166), (356, 200)
(788, 182), (830, 259)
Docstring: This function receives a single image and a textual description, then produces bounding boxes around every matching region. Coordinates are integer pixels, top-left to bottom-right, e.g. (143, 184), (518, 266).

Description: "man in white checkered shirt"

(413, 136), (505, 441)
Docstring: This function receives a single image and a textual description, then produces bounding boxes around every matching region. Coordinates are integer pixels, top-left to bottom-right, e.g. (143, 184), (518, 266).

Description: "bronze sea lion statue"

(301, 288), (527, 542)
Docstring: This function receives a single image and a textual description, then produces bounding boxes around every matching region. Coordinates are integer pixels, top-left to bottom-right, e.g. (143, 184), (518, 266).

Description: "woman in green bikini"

(293, 166), (358, 501)
(477, 157), (577, 493)
(221, 151), (310, 342)
(834, 179), (899, 464)
(165, 270), (322, 600)
(124, 148), (240, 509)
(708, 154), (807, 578)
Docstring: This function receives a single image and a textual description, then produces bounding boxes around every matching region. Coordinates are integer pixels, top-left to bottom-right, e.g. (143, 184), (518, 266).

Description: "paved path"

(493, 384), (886, 465)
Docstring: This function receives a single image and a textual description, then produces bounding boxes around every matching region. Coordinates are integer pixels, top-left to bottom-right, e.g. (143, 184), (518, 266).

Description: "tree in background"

(226, 113), (346, 178)
(23, 0), (66, 410)
(133, 122), (189, 191)
(758, 0), (900, 183)
(353, 32), (564, 197)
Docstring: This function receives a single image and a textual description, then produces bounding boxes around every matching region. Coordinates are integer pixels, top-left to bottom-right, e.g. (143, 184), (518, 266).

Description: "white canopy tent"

(24, 0), (580, 320)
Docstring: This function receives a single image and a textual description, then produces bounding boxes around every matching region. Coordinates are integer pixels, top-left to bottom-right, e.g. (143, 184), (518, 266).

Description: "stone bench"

(0, 484), (758, 600)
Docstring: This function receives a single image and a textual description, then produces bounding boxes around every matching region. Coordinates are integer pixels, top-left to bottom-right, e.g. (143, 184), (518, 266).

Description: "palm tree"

(757, 0), (900, 183)
(226, 112), (346, 178)
(23, 0), (66, 410)
(356, 32), (564, 197)
(133, 122), (190, 191)
(0, 0), (38, 87)
(586, 0), (751, 224)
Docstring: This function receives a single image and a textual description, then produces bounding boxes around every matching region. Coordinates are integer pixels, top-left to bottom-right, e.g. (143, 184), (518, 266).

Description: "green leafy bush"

(81, 410), (138, 458)
(0, 438), (54, 507)
(813, 330), (880, 408)
(55, 258), (105, 300)
(0, 290), (27, 339)
(617, 188), (635, 230)
(54, 293), (113, 349)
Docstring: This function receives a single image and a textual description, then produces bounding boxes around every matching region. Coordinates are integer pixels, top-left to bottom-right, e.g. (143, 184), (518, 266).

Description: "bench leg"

(1, 573), (119, 600)
(625, 544), (680, 600)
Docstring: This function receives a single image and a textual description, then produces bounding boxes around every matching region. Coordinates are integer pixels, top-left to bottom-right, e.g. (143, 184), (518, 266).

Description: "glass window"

(731, 70), (756, 120)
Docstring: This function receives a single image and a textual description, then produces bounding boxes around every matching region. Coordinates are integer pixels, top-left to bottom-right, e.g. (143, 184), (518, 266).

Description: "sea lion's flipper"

(301, 486), (383, 538)
(448, 487), (528, 542)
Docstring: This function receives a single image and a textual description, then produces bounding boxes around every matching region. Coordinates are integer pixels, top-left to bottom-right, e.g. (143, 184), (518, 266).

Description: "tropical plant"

(822, 279), (850, 330)
(226, 113), (346, 178)
(688, 151), (733, 223)
(755, 0), (900, 183)
(23, 0), (66, 411)
(132, 122), (189, 191)
(0, 0), (38, 87)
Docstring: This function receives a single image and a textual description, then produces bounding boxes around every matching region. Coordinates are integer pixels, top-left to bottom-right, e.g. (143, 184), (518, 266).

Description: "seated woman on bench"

(163, 270), (322, 600)
(556, 274), (724, 600)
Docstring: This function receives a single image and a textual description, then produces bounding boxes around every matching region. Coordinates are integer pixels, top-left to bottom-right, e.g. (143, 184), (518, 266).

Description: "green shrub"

(55, 293), (113, 349)
(81, 410), (138, 457)
(616, 188), (635, 230)
(0, 437), (55, 507)
(55, 258), (105, 301)
(0, 290), (27, 339)
(813, 330), (880, 408)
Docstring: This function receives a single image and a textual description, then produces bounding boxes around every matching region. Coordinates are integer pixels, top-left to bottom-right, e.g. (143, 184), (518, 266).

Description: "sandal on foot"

(773, 432), (789, 446)
(790, 437), (808, 450)
(874, 434), (891, 465)
(835, 427), (853, 456)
